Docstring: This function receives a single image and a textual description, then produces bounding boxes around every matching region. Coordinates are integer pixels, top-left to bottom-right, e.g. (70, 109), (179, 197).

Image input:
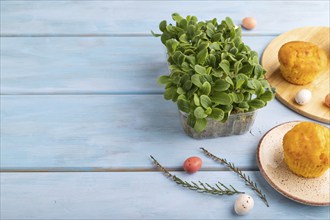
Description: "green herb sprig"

(150, 155), (243, 196)
(200, 147), (269, 207)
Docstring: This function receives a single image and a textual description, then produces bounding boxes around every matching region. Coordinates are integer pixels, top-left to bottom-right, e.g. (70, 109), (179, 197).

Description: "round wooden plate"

(262, 27), (330, 124)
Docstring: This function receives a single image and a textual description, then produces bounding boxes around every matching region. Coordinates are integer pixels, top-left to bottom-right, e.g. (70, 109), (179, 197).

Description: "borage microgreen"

(153, 13), (274, 132)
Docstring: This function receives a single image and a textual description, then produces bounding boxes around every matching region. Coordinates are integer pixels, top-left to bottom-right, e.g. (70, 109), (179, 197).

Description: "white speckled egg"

(234, 194), (254, 215)
(295, 89), (312, 105)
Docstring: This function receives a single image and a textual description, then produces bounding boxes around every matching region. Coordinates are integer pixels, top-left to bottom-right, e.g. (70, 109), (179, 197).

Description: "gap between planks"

(0, 33), (279, 37)
(0, 92), (164, 95)
(0, 167), (259, 173)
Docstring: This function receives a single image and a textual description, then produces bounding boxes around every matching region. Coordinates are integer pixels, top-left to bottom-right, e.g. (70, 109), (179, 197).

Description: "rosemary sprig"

(200, 147), (269, 207)
(150, 155), (243, 196)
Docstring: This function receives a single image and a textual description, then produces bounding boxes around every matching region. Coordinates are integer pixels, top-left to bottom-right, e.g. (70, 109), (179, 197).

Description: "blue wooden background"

(1, 0), (329, 219)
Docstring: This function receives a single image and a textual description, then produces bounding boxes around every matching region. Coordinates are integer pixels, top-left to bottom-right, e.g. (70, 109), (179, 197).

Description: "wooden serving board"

(262, 27), (330, 124)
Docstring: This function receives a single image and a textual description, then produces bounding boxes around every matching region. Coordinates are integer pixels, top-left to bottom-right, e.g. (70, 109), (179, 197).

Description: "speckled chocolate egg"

(325, 93), (330, 107)
(234, 194), (254, 215)
(183, 156), (202, 173)
(242, 17), (257, 30)
(295, 89), (312, 105)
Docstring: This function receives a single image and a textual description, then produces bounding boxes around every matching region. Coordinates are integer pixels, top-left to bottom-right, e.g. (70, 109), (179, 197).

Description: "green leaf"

(187, 25), (195, 37)
(234, 60), (242, 74)
(179, 33), (188, 42)
(177, 87), (186, 95)
(194, 107), (207, 119)
(219, 60), (230, 75)
(172, 13), (183, 23)
(200, 82), (211, 95)
(179, 19), (188, 30)
(251, 79), (262, 95)
(177, 98), (190, 113)
(166, 39), (179, 54)
(196, 42), (209, 52)
(238, 102), (249, 110)
(240, 63), (254, 76)
(172, 51), (184, 65)
(181, 62), (192, 72)
(183, 80), (192, 90)
(164, 87), (177, 100)
(159, 20), (167, 32)
(254, 64), (264, 79)
(191, 74), (202, 88)
(209, 42), (220, 51)
(206, 67), (213, 75)
(235, 74), (248, 89)
(157, 75), (170, 85)
(211, 33), (221, 42)
(209, 108), (224, 120)
(248, 99), (265, 108)
(230, 47), (238, 55)
(209, 54), (217, 68)
(193, 93), (200, 106)
(225, 76), (234, 86)
(195, 65), (207, 75)
(211, 92), (232, 105)
(229, 93), (244, 103)
(213, 79), (230, 92)
(187, 113), (196, 128)
(212, 68), (223, 77)
(205, 107), (212, 115)
(151, 30), (161, 37)
(194, 118), (207, 133)
(206, 28), (214, 38)
(185, 55), (196, 65)
(196, 48), (208, 64)
(160, 31), (172, 45)
(259, 90), (274, 102)
(200, 95), (212, 108)
(225, 17), (234, 29)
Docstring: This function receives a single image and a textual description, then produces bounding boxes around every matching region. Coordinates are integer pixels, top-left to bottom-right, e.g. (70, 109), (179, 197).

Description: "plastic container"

(179, 110), (257, 139)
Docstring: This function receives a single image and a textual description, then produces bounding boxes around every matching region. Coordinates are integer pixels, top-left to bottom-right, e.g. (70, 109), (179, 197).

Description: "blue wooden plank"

(1, 1), (329, 35)
(1, 171), (329, 219)
(1, 95), (313, 170)
(1, 36), (273, 94)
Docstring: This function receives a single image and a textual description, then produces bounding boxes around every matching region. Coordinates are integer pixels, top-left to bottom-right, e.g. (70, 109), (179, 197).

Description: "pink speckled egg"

(242, 17), (257, 30)
(325, 93), (330, 108)
(183, 156), (202, 173)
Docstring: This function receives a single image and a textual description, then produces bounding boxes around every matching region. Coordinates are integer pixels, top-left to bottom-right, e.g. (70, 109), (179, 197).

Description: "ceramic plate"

(257, 121), (330, 206)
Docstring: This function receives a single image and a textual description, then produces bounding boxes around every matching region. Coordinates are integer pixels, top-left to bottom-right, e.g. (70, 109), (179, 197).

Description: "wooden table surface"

(1, 1), (329, 219)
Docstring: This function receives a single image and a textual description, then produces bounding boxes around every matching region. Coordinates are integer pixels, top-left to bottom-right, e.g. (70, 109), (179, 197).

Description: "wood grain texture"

(1, 1), (329, 35)
(1, 172), (330, 219)
(1, 36), (272, 94)
(2, 0), (330, 218)
(1, 95), (313, 170)
(262, 27), (330, 123)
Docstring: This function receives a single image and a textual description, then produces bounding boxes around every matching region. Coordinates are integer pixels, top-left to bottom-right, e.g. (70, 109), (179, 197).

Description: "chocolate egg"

(325, 93), (330, 107)
(234, 194), (254, 215)
(183, 156), (202, 173)
(295, 89), (312, 105)
(242, 17), (257, 30)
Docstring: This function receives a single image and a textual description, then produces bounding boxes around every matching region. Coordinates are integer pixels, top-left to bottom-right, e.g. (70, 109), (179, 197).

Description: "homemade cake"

(283, 122), (330, 178)
(278, 41), (328, 85)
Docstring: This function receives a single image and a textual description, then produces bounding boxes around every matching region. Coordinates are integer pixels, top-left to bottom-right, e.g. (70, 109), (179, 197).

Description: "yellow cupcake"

(278, 41), (328, 85)
(283, 122), (330, 178)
